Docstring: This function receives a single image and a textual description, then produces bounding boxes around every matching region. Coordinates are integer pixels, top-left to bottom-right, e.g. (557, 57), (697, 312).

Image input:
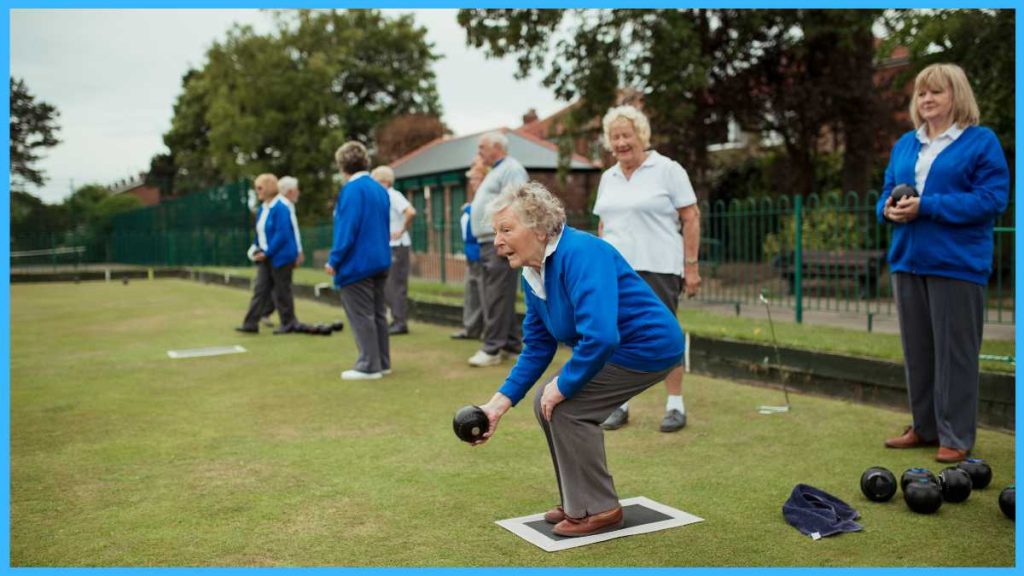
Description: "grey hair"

(487, 181), (565, 238)
(335, 141), (370, 175)
(479, 131), (509, 151)
(370, 165), (395, 186)
(601, 105), (652, 150)
(278, 176), (299, 196)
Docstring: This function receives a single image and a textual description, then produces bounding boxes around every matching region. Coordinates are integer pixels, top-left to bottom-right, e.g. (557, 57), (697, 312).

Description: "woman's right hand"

(473, 393), (512, 446)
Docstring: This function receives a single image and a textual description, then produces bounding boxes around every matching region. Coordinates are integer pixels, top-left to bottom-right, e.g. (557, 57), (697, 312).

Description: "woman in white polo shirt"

(592, 105), (702, 433)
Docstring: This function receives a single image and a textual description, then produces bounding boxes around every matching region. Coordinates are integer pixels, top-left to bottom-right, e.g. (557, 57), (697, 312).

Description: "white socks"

(666, 395), (685, 413)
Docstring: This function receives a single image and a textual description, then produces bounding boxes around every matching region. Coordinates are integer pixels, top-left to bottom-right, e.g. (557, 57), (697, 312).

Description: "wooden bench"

(774, 249), (886, 299)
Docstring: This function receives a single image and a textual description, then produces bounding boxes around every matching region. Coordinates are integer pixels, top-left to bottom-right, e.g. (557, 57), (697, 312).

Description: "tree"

(882, 9), (1015, 168)
(458, 9), (891, 198)
(10, 77), (61, 191)
(162, 9), (443, 219)
(375, 114), (449, 164)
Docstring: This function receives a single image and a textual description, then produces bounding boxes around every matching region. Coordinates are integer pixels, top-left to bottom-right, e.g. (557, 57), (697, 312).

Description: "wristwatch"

(685, 258), (699, 265)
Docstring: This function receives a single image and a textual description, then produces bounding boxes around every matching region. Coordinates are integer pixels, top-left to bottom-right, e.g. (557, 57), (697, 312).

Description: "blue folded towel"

(783, 483), (862, 539)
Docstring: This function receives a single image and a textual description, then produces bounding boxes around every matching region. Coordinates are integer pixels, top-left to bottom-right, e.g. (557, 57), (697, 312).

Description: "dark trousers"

(462, 260), (484, 338)
(533, 363), (675, 518)
(386, 246), (411, 331)
(478, 242), (521, 354)
(340, 272), (391, 373)
(893, 273), (985, 451)
(242, 260), (297, 329)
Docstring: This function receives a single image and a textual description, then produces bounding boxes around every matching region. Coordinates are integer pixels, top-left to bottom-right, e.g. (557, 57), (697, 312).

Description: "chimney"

(522, 108), (539, 125)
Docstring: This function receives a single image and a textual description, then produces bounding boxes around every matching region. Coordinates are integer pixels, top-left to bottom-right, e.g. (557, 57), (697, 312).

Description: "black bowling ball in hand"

(890, 183), (919, 203)
(453, 405), (489, 443)
(999, 485), (1015, 520)
(860, 466), (897, 502)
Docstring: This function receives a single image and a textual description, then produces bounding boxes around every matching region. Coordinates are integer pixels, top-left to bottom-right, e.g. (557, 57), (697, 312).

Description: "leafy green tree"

(882, 9), (1015, 168)
(10, 77), (61, 191)
(458, 9), (888, 198)
(162, 9), (442, 219)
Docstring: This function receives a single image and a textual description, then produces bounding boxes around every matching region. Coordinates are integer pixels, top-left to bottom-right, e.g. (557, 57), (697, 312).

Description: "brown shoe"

(884, 426), (938, 449)
(543, 505), (565, 524)
(552, 506), (624, 537)
(936, 446), (970, 463)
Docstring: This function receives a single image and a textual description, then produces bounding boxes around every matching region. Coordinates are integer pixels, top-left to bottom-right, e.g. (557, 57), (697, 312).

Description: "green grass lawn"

(200, 265), (1015, 373)
(11, 279), (1015, 566)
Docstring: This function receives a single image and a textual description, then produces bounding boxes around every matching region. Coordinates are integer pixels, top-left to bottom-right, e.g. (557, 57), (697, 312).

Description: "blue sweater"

(876, 126), (1009, 286)
(255, 199), (299, 269)
(498, 226), (685, 406)
(462, 205), (480, 262)
(328, 175), (392, 288)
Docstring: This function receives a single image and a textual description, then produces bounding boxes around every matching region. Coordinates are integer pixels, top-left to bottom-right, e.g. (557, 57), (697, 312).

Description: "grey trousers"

(893, 273), (984, 451)
(462, 260), (484, 338)
(532, 362), (675, 518)
(478, 242), (522, 354)
(386, 246), (411, 331)
(340, 272), (391, 373)
(243, 260), (296, 329)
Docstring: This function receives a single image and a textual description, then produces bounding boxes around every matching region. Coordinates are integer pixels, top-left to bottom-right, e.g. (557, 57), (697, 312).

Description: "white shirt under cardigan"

(278, 196), (303, 253)
(915, 123), (964, 195)
(521, 229), (563, 300)
(387, 187), (413, 247)
(592, 150), (698, 276)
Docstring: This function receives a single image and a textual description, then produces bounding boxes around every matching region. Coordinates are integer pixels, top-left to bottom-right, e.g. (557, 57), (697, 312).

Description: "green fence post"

(794, 194), (803, 324)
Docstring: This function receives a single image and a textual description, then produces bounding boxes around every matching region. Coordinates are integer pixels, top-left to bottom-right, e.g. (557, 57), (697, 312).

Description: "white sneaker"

(341, 369), (383, 380)
(468, 350), (503, 367)
(381, 369), (392, 375)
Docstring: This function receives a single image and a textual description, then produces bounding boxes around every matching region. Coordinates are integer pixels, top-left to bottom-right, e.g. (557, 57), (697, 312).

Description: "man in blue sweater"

(472, 181), (684, 537)
(325, 142), (392, 380)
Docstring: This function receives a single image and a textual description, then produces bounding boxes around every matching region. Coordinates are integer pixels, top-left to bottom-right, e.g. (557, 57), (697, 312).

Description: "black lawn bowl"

(330, 321), (345, 332)
(314, 324), (333, 336)
(998, 486), (1015, 520)
(958, 459), (993, 490)
(938, 467), (973, 503)
(901, 467), (937, 492)
(860, 466), (897, 502)
(453, 405), (489, 443)
(890, 183), (919, 202)
(904, 479), (943, 514)
(122, 278), (130, 285)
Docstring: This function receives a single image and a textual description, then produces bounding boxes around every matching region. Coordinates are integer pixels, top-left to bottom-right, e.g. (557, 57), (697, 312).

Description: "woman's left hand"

(888, 196), (921, 223)
(540, 378), (566, 422)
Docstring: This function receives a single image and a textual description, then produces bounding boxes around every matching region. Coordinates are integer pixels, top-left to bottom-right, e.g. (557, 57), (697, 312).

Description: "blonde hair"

(910, 63), (980, 129)
(371, 165), (395, 187)
(602, 105), (652, 151)
(487, 181), (565, 238)
(254, 173), (279, 197)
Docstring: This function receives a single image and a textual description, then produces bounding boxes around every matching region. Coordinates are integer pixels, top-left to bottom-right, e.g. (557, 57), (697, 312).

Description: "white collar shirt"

(915, 124), (964, 195)
(521, 229), (563, 300)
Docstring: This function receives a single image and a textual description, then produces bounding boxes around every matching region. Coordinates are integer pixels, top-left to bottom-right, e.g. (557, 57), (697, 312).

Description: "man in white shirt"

(372, 165), (417, 335)
(258, 176), (305, 328)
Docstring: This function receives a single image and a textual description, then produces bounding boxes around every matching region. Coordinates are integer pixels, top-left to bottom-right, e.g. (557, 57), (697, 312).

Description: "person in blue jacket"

(236, 173), (300, 334)
(472, 181), (684, 537)
(324, 141), (392, 380)
(878, 63), (1009, 463)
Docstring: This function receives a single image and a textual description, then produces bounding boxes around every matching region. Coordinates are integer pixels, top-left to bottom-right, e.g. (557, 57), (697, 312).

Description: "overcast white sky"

(10, 9), (564, 203)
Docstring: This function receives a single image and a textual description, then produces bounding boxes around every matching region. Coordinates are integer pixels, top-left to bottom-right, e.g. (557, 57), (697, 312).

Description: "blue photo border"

(1, 0), (1020, 573)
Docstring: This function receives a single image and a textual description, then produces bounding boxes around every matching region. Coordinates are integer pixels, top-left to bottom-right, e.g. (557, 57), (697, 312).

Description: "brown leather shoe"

(884, 426), (938, 449)
(936, 446), (970, 463)
(543, 505), (565, 524)
(552, 506), (624, 537)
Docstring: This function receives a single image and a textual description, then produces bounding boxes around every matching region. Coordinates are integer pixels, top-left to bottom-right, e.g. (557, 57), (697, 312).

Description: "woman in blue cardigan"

(472, 181), (684, 537)
(877, 63), (1009, 463)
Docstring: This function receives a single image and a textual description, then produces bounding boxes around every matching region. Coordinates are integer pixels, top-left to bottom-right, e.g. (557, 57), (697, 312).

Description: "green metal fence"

(12, 185), (1014, 326)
